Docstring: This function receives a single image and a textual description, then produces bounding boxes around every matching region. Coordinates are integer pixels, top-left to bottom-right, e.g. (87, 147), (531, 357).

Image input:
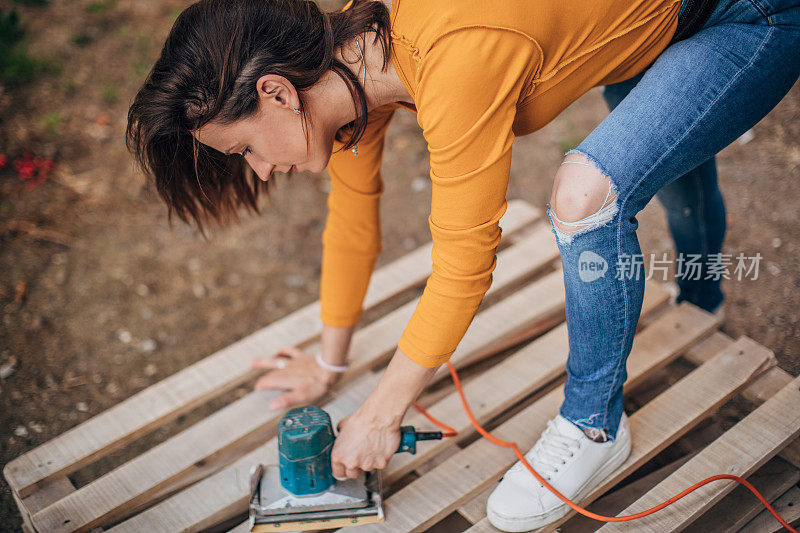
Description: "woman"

(126, 0), (800, 530)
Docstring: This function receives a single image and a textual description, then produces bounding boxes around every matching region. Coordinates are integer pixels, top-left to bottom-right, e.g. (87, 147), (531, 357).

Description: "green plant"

(101, 81), (119, 104)
(85, 1), (110, 14)
(85, 0), (118, 33)
(0, 8), (53, 85)
(40, 111), (62, 140)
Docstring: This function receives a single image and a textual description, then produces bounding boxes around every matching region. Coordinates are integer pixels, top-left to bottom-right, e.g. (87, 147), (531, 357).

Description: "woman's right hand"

(250, 346), (342, 410)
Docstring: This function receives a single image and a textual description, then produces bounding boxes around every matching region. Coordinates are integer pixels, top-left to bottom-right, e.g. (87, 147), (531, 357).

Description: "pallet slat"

(3, 201), (541, 501)
(455, 329), (735, 526)
(9, 195), (792, 533)
(462, 337), (774, 533)
(221, 282), (671, 533)
(329, 303), (725, 532)
(689, 456), (800, 532)
(29, 225), (560, 532)
(598, 373), (800, 532)
(739, 485), (800, 533)
(558, 453), (697, 533)
(102, 251), (574, 532)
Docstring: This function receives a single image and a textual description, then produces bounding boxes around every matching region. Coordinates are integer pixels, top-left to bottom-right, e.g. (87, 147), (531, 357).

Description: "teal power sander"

(248, 405), (443, 532)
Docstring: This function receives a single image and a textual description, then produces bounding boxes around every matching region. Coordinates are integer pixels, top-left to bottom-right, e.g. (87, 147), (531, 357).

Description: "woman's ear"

(256, 74), (297, 110)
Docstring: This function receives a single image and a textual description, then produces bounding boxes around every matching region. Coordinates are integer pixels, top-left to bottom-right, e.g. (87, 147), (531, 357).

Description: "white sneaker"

(486, 413), (631, 532)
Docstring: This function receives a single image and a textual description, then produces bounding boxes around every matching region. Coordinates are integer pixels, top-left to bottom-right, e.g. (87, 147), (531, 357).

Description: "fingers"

(254, 372), (301, 391)
(267, 390), (305, 411)
(276, 345), (305, 359)
(249, 357), (288, 370)
(331, 461), (347, 480)
(249, 346), (305, 370)
(332, 460), (362, 480)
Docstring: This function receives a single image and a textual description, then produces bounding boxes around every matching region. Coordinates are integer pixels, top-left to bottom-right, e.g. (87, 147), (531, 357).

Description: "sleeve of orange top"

(319, 103), (398, 328)
(396, 29), (537, 367)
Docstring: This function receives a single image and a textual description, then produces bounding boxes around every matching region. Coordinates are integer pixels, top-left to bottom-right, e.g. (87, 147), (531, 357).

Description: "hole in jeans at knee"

(548, 150), (620, 245)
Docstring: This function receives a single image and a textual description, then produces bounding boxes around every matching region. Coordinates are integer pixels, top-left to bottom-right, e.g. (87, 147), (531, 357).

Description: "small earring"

(293, 108), (301, 115)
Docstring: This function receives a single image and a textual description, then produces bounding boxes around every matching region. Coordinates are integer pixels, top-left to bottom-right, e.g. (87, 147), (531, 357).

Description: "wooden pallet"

(5, 199), (799, 533)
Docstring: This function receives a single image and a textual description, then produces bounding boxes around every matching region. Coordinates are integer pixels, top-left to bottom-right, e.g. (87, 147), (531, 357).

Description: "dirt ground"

(1, 0), (799, 530)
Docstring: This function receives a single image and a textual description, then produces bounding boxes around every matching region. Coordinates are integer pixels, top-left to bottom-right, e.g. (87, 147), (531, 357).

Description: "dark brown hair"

(126, 0), (391, 238)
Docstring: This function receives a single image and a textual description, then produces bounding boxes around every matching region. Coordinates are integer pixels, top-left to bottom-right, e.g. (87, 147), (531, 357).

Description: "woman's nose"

(247, 158), (274, 182)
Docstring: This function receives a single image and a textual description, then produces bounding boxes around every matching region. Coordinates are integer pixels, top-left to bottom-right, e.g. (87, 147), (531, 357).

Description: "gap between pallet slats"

(466, 336), (776, 533)
(740, 484), (800, 533)
(453, 301), (706, 526)
(597, 373), (800, 533)
(688, 456), (800, 533)
(51, 250), (552, 531)
(29, 224), (561, 533)
(107, 279), (667, 533)
(3, 201), (541, 501)
(353, 331), (769, 533)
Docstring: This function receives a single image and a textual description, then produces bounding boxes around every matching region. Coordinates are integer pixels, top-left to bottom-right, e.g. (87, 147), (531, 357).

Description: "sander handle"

(395, 425), (443, 455)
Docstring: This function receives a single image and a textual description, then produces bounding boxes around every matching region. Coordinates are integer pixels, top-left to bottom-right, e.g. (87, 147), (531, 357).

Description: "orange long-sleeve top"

(320, 0), (681, 367)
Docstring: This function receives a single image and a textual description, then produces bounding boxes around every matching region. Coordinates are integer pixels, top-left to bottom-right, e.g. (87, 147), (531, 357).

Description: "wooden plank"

(464, 337), (773, 533)
(330, 303), (729, 533)
(87, 264), (562, 531)
(739, 485), (800, 533)
(107, 279), (672, 533)
(682, 331), (793, 405)
(542, 332), (795, 533)
(12, 488), (38, 533)
(3, 201), (542, 499)
(689, 456), (800, 532)
(21, 476), (76, 515)
(456, 326), (734, 526)
(598, 372), (800, 533)
(12, 477), (76, 533)
(458, 486), (494, 525)
(559, 453), (697, 533)
(29, 229), (562, 532)
(669, 329), (800, 470)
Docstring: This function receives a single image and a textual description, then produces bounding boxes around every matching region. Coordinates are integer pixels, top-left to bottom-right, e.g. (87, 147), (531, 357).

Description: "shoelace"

(411, 362), (798, 531)
(510, 419), (580, 480)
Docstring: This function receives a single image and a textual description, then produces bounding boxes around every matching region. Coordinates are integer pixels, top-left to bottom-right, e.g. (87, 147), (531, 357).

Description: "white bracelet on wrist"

(315, 352), (349, 373)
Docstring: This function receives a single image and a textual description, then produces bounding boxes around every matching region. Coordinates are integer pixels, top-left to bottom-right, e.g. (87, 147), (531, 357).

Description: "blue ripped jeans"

(545, 0), (800, 440)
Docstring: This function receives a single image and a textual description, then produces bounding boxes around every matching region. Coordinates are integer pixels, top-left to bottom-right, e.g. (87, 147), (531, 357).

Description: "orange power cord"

(410, 360), (797, 531)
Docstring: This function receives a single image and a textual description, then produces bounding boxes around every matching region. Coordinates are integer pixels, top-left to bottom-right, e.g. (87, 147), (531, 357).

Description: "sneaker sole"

(486, 424), (633, 532)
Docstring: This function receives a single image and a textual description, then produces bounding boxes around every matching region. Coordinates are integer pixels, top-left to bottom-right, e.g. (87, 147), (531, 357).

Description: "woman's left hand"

(331, 405), (402, 480)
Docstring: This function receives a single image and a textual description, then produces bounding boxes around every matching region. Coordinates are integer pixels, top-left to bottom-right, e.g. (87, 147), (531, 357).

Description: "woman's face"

(193, 74), (338, 180)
